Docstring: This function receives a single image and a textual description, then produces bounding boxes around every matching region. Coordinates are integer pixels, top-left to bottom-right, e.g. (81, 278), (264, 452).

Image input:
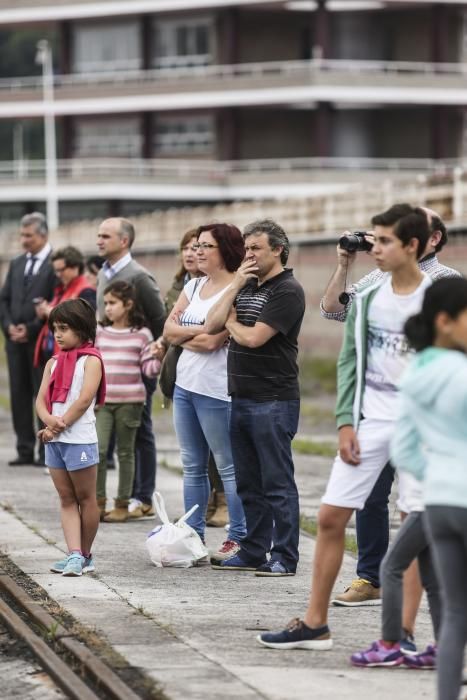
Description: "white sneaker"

(128, 498), (142, 513)
(43, 467), (50, 475)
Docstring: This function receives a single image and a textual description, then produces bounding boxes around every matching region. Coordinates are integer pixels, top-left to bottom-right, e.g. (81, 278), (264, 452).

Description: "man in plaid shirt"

(319, 206), (461, 649)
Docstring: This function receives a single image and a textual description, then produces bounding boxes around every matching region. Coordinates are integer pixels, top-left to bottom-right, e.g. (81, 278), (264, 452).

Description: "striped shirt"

(95, 325), (160, 403)
(320, 254), (461, 322)
(228, 269), (305, 400)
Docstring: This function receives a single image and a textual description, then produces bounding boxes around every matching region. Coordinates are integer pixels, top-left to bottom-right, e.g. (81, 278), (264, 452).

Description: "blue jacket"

(390, 347), (467, 509)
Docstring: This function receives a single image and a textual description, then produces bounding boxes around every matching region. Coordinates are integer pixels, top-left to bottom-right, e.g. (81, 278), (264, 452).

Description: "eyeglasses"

(182, 245), (198, 252)
(192, 243), (219, 251)
(54, 266), (67, 273)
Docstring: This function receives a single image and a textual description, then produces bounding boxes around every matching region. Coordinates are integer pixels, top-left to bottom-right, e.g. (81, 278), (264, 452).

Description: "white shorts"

(396, 470), (424, 515)
(321, 418), (394, 510)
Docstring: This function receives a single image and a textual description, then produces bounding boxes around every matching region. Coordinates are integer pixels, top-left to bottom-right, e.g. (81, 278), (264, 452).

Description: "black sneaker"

(211, 553), (264, 571)
(255, 561), (296, 577)
(256, 618), (333, 650)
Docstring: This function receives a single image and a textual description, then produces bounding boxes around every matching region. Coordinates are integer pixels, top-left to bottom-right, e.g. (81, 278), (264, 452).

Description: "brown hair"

(174, 228), (202, 282)
(102, 280), (146, 329)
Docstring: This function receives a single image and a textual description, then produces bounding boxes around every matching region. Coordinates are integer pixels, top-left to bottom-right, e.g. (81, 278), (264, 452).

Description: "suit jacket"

(96, 259), (166, 339)
(0, 252), (56, 342)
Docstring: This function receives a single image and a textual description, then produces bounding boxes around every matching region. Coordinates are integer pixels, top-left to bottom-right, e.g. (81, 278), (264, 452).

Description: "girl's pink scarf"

(46, 342), (106, 412)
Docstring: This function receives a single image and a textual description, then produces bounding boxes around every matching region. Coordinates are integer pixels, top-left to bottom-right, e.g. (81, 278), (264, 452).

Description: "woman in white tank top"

(163, 224), (246, 561)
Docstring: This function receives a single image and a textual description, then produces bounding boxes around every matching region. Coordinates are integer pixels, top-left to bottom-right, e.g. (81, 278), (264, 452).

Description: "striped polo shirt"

(95, 325), (157, 403)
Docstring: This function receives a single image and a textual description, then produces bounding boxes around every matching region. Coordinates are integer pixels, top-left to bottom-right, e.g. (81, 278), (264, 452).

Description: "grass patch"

(299, 355), (337, 395)
(300, 514), (358, 555)
(292, 438), (337, 458)
(300, 402), (335, 423)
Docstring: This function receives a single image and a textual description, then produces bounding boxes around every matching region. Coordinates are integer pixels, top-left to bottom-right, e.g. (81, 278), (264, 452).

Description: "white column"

(36, 40), (59, 232)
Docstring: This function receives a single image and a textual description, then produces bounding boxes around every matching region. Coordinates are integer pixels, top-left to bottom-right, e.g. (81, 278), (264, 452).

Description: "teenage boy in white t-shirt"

(257, 205), (432, 651)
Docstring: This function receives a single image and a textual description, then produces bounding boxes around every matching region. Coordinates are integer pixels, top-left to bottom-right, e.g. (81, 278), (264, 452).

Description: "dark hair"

(196, 223), (244, 272)
(430, 215), (447, 253)
(405, 277), (467, 351)
(175, 228), (202, 282)
(52, 246), (85, 274)
(85, 255), (104, 275)
(372, 204), (430, 258)
(102, 280), (145, 329)
(48, 299), (97, 344)
(243, 219), (290, 265)
(371, 203), (414, 228)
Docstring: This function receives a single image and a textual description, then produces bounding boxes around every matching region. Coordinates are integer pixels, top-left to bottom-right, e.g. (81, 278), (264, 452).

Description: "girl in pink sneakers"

(353, 278), (467, 700)
(36, 299), (106, 577)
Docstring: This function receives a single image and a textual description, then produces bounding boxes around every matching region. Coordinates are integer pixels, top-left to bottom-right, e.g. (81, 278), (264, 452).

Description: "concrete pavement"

(0, 409), (436, 700)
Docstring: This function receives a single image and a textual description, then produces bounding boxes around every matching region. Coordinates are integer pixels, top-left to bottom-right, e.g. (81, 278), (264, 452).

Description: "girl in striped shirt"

(95, 280), (160, 523)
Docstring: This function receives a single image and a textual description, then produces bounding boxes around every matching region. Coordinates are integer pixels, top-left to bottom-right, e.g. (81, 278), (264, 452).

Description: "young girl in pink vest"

(36, 298), (106, 577)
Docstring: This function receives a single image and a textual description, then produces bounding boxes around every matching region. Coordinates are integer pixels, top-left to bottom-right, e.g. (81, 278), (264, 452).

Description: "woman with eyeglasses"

(163, 223), (246, 561)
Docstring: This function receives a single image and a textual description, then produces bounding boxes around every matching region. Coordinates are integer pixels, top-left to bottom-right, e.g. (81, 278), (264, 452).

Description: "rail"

(0, 573), (144, 700)
(0, 156), (462, 184)
(1, 57), (467, 93)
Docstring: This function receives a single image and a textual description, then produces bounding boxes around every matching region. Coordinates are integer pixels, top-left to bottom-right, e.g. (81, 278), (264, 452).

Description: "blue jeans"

(173, 385), (246, 542)
(356, 461), (395, 587)
(133, 375), (157, 506)
(230, 398), (300, 570)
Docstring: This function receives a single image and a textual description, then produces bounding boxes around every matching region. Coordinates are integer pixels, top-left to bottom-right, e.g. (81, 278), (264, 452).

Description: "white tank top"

(50, 356), (97, 444)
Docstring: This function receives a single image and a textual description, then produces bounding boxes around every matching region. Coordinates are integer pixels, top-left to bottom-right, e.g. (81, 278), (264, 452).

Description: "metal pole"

(36, 40), (59, 231)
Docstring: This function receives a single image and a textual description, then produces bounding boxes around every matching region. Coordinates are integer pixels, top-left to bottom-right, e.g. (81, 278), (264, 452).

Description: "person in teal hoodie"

(390, 276), (467, 700)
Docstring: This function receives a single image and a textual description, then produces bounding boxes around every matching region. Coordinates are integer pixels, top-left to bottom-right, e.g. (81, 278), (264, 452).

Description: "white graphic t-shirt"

(361, 273), (431, 421)
(176, 276), (232, 402)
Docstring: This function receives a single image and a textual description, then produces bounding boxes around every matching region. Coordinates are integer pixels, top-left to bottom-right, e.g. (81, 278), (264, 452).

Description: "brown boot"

(206, 492), (228, 528)
(97, 497), (107, 522)
(205, 489), (217, 522)
(103, 499), (130, 523)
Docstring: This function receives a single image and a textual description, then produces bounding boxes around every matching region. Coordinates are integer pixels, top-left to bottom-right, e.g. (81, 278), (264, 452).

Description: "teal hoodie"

(390, 347), (467, 509)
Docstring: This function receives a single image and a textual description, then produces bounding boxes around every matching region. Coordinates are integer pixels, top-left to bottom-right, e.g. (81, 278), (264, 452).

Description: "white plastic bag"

(146, 492), (208, 568)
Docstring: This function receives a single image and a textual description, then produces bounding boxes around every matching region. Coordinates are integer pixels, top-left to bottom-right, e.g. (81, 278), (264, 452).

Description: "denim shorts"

(45, 442), (99, 471)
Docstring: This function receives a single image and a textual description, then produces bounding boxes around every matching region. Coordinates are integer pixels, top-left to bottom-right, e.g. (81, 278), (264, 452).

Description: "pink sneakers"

(351, 640), (405, 667)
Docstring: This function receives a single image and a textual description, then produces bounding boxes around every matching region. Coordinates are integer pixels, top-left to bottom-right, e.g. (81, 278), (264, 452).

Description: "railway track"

(0, 574), (147, 700)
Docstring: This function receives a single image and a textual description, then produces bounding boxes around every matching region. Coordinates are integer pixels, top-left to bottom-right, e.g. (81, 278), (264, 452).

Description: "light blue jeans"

(173, 385), (246, 543)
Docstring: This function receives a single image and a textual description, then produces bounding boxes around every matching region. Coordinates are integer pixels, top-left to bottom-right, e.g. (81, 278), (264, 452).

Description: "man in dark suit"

(0, 212), (55, 465)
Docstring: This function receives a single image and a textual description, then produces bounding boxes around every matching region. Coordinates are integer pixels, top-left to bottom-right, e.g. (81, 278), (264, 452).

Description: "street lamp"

(35, 39), (59, 231)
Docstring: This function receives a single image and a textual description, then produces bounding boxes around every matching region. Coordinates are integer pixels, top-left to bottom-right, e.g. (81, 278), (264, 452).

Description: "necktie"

(24, 256), (38, 286)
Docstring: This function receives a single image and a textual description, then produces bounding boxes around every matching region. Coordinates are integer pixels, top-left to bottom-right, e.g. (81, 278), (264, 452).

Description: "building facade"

(1, 0), (467, 225)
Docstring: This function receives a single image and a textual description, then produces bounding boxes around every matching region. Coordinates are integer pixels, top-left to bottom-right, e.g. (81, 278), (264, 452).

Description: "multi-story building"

(1, 0), (467, 225)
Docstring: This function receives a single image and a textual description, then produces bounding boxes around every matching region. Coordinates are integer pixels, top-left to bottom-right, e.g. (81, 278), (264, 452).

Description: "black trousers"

(6, 340), (42, 459)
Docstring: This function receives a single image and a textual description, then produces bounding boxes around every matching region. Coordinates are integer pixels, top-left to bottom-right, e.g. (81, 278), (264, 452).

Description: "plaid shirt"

(320, 254), (462, 322)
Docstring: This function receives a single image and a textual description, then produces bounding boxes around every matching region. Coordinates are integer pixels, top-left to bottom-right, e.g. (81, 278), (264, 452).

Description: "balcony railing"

(1, 57), (467, 94)
(0, 156), (461, 186)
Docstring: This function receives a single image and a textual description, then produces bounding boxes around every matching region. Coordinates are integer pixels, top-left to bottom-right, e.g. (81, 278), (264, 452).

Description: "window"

(72, 21), (142, 73)
(74, 118), (142, 157)
(152, 18), (213, 68)
(154, 115), (215, 156)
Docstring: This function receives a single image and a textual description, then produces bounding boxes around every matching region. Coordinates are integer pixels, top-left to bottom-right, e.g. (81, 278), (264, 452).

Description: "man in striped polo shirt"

(206, 219), (305, 577)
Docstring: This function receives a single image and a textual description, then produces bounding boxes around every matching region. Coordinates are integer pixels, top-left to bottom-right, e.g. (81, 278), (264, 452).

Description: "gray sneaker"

(52, 554), (94, 574)
(62, 553), (84, 577)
